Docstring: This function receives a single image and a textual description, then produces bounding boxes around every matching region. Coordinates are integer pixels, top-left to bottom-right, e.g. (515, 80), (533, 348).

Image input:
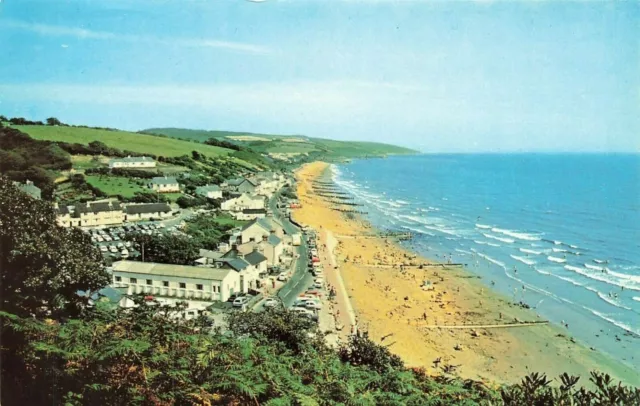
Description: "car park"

(232, 296), (250, 307)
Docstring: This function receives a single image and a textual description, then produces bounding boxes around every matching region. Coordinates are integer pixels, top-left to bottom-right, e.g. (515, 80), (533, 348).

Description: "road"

(268, 192), (313, 308)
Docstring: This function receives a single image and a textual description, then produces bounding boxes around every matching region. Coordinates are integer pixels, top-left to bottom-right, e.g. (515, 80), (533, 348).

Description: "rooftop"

(124, 203), (171, 215)
(110, 156), (154, 163)
(112, 260), (233, 281)
(151, 176), (178, 185)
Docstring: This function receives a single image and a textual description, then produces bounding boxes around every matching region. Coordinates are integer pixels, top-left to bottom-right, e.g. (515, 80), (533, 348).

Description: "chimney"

(270, 229), (275, 235)
(262, 235), (268, 242)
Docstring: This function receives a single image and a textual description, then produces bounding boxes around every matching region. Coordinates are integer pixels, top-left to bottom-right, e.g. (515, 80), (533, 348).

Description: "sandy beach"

(293, 161), (640, 386)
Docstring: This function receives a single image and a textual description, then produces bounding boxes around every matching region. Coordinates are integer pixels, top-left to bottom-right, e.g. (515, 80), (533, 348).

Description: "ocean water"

(332, 154), (640, 371)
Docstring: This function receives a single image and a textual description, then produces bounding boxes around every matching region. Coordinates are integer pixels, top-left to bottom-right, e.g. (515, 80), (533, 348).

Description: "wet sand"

(293, 161), (640, 386)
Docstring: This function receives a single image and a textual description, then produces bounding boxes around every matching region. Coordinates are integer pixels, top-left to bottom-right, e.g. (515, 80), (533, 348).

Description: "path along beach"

(293, 161), (640, 386)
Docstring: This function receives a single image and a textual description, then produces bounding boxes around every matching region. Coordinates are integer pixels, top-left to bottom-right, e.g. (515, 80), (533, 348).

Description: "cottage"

(111, 260), (240, 302)
(149, 176), (180, 193)
(14, 180), (41, 199)
(220, 193), (265, 212)
(235, 233), (283, 266)
(217, 248), (268, 293)
(195, 184), (223, 199)
(109, 156), (156, 169)
(124, 203), (172, 222)
(56, 200), (124, 228)
(236, 216), (285, 244)
(224, 177), (257, 194)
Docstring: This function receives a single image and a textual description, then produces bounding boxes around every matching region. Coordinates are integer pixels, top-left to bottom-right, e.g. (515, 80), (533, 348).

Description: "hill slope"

(142, 127), (418, 158)
(16, 126), (233, 158)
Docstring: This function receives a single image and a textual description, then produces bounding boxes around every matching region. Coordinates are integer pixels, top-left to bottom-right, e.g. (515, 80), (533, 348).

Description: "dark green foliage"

(176, 195), (208, 209)
(85, 167), (158, 179)
(500, 371), (640, 405)
(8, 116), (44, 125)
(122, 191), (170, 204)
(124, 232), (199, 265)
(184, 214), (235, 249)
(204, 137), (242, 151)
(0, 176), (109, 319)
(280, 186), (297, 200)
(46, 117), (63, 126)
(338, 332), (404, 374)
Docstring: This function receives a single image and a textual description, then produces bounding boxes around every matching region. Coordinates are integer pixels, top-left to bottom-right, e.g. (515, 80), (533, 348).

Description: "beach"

(293, 161), (640, 386)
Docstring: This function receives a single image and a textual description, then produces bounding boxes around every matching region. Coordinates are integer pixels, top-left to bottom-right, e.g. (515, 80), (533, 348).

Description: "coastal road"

(268, 192), (314, 307)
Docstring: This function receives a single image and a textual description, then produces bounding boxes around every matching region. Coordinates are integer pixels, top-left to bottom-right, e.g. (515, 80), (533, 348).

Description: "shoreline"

(293, 161), (640, 386)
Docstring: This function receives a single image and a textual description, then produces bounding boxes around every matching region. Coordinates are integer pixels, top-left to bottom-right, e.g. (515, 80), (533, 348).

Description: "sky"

(0, 0), (638, 153)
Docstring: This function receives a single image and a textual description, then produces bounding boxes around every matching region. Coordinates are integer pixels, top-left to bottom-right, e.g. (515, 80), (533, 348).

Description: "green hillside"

(16, 126), (233, 158)
(142, 127), (418, 158)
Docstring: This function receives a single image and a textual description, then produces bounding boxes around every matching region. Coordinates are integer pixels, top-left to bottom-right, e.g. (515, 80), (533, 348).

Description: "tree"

(338, 331), (404, 373)
(124, 233), (199, 265)
(0, 176), (109, 318)
(45, 117), (62, 126)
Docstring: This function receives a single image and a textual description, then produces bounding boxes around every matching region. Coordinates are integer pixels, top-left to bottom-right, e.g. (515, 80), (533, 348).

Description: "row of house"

(56, 201), (173, 228)
(109, 156), (156, 169)
(218, 172), (287, 220)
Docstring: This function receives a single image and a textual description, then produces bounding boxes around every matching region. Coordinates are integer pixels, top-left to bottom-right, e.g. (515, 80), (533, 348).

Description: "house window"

(115, 276), (122, 282)
(179, 282), (186, 289)
(163, 281), (169, 287)
(196, 284), (203, 290)
(146, 279), (153, 285)
(130, 278), (137, 284)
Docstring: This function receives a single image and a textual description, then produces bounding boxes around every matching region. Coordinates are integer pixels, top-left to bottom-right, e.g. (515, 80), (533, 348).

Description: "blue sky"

(0, 0), (637, 152)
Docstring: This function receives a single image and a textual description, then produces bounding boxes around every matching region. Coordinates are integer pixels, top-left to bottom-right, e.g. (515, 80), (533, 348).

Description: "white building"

(220, 193), (265, 212)
(124, 203), (173, 222)
(14, 180), (41, 199)
(216, 249), (268, 293)
(195, 184), (223, 199)
(232, 208), (267, 221)
(111, 260), (240, 302)
(56, 200), (124, 228)
(235, 217), (285, 245)
(149, 176), (180, 193)
(109, 156), (156, 169)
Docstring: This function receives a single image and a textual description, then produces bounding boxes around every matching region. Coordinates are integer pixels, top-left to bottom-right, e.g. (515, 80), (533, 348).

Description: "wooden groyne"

(419, 321), (549, 330)
(332, 208), (368, 214)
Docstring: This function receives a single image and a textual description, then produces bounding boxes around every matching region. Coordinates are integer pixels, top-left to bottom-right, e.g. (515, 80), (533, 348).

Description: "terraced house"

(123, 202), (172, 222)
(108, 155), (156, 168)
(56, 200), (124, 228)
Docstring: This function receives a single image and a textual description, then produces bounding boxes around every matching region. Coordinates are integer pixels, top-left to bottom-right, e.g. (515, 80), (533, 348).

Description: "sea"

(331, 154), (640, 372)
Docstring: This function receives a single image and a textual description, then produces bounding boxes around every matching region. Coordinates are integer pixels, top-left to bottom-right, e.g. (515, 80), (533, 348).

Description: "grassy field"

(143, 127), (417, 158)
(16, 125), (233, 158)
(85, 175), (147, 198)
(214, 212), (247, 228)
(70, 155), (108, 170)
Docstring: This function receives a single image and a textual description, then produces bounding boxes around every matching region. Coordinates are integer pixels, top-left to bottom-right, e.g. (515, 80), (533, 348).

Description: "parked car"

(313, 281), (324, 289)
(96, 236), (104, 242)
(120, 249), (129, 258)
(232, 296), (250, 308)
(304, 300), (322, 310)
(263, 298), (280, 308)
(104, 235), (113, 242)
(99, 246), (108, 252)
(109, 246), (118, 253)
(124, 241), (132, 248)
(117, 242), (124, 248)
(291, 307), (317, 321)
(276, 272), (288, 282)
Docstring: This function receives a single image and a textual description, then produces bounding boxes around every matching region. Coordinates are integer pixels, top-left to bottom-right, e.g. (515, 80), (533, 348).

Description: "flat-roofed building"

(111, 260), (240, 302)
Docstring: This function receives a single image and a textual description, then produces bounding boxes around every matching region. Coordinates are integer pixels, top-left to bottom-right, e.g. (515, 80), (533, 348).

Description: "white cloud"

(1, 20), (271, 55)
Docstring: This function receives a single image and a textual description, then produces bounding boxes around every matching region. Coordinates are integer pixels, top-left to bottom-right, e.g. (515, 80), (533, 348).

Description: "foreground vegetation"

(1, 177), (639, 405)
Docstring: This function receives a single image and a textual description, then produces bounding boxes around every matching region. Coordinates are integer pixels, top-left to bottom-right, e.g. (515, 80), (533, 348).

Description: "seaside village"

(20, 154), (334, 328)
